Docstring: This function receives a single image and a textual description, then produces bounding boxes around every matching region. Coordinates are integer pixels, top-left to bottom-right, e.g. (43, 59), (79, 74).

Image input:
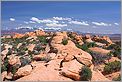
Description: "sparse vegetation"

(1, 56), (9, 73)
(34, 45), (44, 52)
(99, 40), (109, 44)
(79, 66), (92, 81)
(11, 65), (18, 75)
(38, 36), (48, 45)
(103, 61), (121, 74)
(62, 38), (68, 45)
(1, 31), (121, 81)
(7, 48), (13, 55)
(106, 43), (121, 59)
(20, 57), (31, 67)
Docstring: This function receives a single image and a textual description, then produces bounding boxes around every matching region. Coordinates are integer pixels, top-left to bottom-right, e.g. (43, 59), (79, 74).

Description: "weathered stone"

(60, 59), (84, 81)
(47, 53), (56, 59)
(33, 54), (47, 61)
(89, 47), (111, 55)
(15, 65), (32, 77)
(8, 55), (21, 66)
(2, 71), (7, 81)
(27, 44), (35, 51)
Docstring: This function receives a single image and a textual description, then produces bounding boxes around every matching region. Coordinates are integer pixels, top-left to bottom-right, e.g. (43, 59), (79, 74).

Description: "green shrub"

(38, 36), (48, 45)
(79, 66), (92, 81)
(1, 57), (9, 73)
(86, 42), (97, 48)
(28, 50), (33, 60)
(104, 65), (112, 74)
(107, 49), (121, 59)
(34, 45), (44, 52)
(106, 43), (121, 59)
(99, 40), (109, 44)
(20, 57), (31, 67)
(62, 39), (68, 45)
(17, 50), (26, 56)
(11, 66), (17, 75)
(75, 42), (96, 52)
(89, 51), (111, 65)
(76, 43), (88, 51)
(7, 48), (12, 55)
(32, 50), (40, 55)
(103, 61), (121, 74)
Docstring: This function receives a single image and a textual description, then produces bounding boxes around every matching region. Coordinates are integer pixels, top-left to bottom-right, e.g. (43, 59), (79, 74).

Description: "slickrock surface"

(1, 30), (121, 81)
(89, 47), (111, 55)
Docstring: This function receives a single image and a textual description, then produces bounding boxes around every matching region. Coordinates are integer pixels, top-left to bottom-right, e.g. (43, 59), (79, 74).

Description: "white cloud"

(114, 23), (119, 25)
(16, 26), (33, 30)
(38, 27), (44, 31)
(30, 17), (59, 23)
(92, 22), (110, 26)
(31, 17), (41, 23)
(46, 23), (67, 27)
(44, 27), (61, 30)
(67, 28), (72, 31)
(10, 18), (15, 21)
(29, 21), (36, 23)
(69, 21), (89, 26)
(24, 21), (29, 24)
(42, 19), (59, 23)
(62, 21), (65, 23)
(53, 17), (71, 21)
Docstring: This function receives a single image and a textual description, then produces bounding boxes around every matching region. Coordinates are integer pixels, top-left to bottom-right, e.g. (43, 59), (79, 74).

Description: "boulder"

(85, 39), (94, 43)
(1, 49), (8, 61)
(60, 70), (81, 81)
(75, 55), (92, 67)
(35, 30), (46, 36)
(75, 35), (83, 41)
(60, 59), (84, 81)
(102, 36), (113, 44)
(33, 54), (47, 61)
(17, 60), (72, 81)
(45, 44), (50, 53)
(25, 32), (36, 37)
(6, 72), (13, 80)
(15, 65), (32, 77)
(47, 53), (56, 59)
(4, 44), (12, 49)
(17, 43), (22, 49)
(92, 35), (113, 45)
(85, 34), (91, 39)
(8, 55), (21, 66)
(2, 71), (7, 81)
(13, 33), (24, 38)
(26, 36), (37, 40)
(27, 44), (35, 51)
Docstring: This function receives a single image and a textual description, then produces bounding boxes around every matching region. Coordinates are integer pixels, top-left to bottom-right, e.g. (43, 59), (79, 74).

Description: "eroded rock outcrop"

(15, 65), (32, 77)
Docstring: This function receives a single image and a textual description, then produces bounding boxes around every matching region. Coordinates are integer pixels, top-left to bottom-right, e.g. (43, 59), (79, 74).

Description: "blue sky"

(1, 1), (121, 34)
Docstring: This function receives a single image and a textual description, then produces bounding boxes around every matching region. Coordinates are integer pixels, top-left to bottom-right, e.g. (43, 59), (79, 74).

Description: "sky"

(1, 1), (121, 34)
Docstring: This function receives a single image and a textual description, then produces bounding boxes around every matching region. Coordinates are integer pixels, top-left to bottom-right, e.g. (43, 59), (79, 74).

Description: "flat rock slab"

(89, 47), (111, 55)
